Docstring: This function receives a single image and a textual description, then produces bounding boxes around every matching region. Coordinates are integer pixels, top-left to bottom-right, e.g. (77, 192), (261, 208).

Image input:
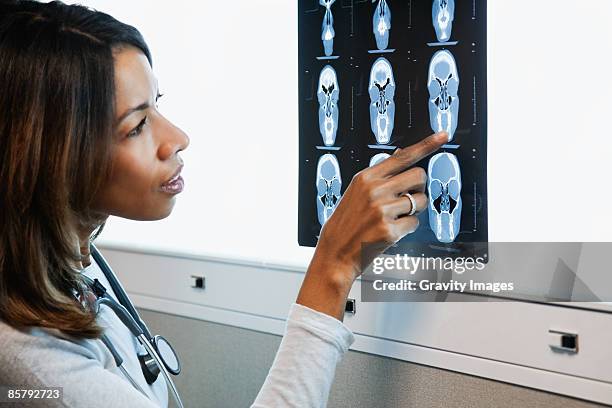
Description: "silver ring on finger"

(403, 192), (417, 216)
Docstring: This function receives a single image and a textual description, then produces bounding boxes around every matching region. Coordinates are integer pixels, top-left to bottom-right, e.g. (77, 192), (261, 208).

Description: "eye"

(127, 116), (147, 138)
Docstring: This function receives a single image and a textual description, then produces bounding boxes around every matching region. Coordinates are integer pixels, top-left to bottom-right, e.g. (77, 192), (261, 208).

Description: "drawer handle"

(191, 275), (205, 289)
(345, 298), (356, 314)
(549, 329), (578, 354)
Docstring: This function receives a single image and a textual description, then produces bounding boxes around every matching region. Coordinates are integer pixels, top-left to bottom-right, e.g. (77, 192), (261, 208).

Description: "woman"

(0, 1), (446, 406)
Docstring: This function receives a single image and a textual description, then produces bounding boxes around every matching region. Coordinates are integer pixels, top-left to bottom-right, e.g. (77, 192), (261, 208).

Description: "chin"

(117, 201), (176, 221)
(150, 203), (175, 220)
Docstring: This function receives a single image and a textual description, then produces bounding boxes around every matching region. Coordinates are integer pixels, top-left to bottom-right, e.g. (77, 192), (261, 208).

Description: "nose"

(156, 115), (190, 162)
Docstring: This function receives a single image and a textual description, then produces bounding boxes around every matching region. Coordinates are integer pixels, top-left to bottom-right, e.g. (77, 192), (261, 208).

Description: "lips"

(160, 164), (184, 194)
(162, 164), (183, 184)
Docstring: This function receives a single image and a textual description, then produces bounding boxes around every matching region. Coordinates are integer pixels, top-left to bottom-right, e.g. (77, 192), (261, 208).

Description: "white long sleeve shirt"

(0, 257), (355, 407)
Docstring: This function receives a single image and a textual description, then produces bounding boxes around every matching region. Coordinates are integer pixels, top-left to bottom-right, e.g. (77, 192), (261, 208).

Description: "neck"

(78, 227), (93, 269)
(75, 214), (108, 270)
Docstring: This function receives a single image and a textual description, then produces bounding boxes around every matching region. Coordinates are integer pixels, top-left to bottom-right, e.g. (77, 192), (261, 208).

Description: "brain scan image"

(320, 0), (336, 56)
(432, 0), (455, 42)
(317, 65), (339, 146)
(428, 152), (462, 243)
(369, 152), (391, 167)
(428, 50), (459, 142)
(316, 154), (342, 226)
(368, 57), (396, 145)
(372, 0), (391, 50)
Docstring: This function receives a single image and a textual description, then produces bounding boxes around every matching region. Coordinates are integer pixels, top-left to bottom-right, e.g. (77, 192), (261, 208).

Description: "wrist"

(313, 229), (362, 281)
(296, 248), (355, 322)
(307, 247), (355, 292)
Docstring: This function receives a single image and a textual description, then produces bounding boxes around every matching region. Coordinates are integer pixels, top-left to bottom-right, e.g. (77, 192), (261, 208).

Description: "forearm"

(251, 303), (354, 408)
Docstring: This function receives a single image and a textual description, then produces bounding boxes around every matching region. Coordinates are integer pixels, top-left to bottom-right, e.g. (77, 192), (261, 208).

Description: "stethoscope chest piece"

(139, 335), (181, 384)
(153, 335), (181, 375)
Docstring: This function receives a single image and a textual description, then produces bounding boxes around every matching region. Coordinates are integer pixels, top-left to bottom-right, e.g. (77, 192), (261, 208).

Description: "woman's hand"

(297, 131), (448, 320)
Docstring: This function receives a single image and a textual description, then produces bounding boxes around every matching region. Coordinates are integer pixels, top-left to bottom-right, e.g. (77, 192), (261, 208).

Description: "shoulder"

(0, 318), (112, 384)
(0, 319), (156, 407)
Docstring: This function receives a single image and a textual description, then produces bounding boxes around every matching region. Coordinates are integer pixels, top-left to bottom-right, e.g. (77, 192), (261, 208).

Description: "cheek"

(93, 146), (168, 219)
(111, 150), (155, 193)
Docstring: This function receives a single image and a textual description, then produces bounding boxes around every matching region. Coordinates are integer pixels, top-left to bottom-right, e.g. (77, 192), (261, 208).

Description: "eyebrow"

(115, 83), (161, 125)
(116, 102), (150, 125)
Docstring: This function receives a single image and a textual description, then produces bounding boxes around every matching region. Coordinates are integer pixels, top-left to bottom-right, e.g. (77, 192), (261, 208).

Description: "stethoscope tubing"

(88, 244), (185, 408)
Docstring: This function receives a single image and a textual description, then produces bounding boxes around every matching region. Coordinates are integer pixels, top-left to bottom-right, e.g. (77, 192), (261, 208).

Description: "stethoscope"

(79, 244), (185, 408)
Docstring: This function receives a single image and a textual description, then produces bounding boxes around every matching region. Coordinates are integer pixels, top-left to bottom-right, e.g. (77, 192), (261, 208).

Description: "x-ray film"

(299, 0), (488, 259)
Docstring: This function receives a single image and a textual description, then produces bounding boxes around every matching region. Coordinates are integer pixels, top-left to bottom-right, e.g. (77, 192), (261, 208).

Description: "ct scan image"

(432, 0), (455, 43)
(317, 65), (340, 146)
(316, 153), (342, 226)
(299, 0), (488, 258)
(428, 49), (460, 141)
(372, 0), (391, 51)
(428, 152), (462, 243)
(320, 0), (336, 56)
(369, 57), (396, 146)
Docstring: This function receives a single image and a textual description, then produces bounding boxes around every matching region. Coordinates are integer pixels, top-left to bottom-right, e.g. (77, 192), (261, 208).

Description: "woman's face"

(93, 47), (190, 221)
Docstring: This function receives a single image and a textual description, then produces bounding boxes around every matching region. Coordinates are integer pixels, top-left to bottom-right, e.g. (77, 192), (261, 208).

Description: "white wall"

(68, 1), (612, 267)
(487, 1), (612, 243)
(67, 0), (313, 267)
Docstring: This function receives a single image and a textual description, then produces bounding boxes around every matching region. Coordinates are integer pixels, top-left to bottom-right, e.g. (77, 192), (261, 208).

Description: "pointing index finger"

(373, 132), (448, 177)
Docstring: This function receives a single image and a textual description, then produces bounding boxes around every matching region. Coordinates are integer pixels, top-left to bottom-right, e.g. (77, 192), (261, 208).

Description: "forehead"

(113, 47), (156, 114)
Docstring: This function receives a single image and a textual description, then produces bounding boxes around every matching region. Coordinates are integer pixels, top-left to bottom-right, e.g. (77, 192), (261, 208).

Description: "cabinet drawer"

(346, 280), (612, 384)
(100, 246), (612, 385)
(99, 247), (305, 321)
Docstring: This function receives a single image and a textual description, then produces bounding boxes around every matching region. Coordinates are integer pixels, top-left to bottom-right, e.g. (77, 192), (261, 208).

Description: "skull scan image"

(428, 152), (462, 243)
(368, 57), (396, 145)
(427, 50), (459, 142)
(316, 154), (342, 226)
(320, 0), (336, 56)
(372, 0), (391, 50)
(432, 0), (455, 42)
(369, 152), (390, 167)
(317, 66), (339, 146)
